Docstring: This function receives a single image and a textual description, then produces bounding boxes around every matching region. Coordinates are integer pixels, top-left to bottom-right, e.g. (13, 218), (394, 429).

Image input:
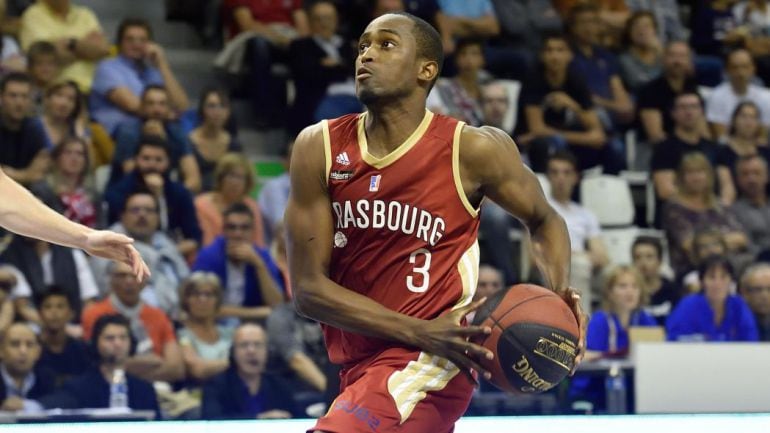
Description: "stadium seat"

(601, 227), (668, 267)
(94, 165), (112, 196)
(580, 175), (635, 227)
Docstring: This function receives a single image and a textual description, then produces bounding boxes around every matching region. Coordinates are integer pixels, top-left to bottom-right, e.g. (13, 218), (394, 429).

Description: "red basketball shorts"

(309, 348), (474, 433)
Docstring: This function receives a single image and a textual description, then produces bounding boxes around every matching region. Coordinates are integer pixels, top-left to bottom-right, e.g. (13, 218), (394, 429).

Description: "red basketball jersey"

(322, 110), (481, 366)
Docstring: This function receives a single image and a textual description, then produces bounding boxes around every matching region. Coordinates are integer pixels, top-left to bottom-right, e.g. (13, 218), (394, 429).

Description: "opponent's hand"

(84, 230), (151, 282)
(412, 298), (494, 382)
(560, 287), (587, 375)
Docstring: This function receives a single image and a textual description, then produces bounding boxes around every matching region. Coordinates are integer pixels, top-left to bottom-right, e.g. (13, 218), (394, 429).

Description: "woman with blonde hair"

(194, 153), (265, 247)
(178, 271), (234, 382)
(584, 265), (657, 361)
(661, 152), (749, 276)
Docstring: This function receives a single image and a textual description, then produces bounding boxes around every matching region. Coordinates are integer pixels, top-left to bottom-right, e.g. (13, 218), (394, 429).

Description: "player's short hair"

(392, 12), (444, 90)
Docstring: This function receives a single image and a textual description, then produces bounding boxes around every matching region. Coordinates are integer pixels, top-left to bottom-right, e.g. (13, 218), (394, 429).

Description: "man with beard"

(104, 135), (201, 257)
(110, 85), (200, 192)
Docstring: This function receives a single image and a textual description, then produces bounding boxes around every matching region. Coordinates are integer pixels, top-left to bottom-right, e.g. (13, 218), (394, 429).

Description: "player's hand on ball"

(413, 297), (494, 383)
(560, 287), (587, 375)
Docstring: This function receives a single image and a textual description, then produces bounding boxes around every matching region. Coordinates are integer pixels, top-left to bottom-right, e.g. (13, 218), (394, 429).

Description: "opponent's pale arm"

(0, 168), (91, 248)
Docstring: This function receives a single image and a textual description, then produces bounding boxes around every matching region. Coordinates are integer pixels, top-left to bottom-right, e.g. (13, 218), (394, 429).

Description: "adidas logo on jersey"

(335, 152), (351, 166)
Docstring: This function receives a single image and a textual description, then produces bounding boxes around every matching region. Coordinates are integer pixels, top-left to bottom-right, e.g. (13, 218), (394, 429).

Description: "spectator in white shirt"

(706, 49), (770, 141)
(546, 150), (608, 311)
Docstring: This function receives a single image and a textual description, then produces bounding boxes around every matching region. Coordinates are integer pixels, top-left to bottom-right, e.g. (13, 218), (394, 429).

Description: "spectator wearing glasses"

(193, 203), (284, 322)
(739, 263), (770, 341)
(92, 190), (189, 316)
(104, 135), (202, 257)
(178, 272), (233, 382)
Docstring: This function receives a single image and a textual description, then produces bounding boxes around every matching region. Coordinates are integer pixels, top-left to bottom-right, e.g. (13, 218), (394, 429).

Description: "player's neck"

(364, 97), (427, 154)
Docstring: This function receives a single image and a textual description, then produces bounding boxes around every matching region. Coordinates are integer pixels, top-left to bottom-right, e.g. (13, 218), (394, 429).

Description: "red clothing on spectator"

(81, 298), (176, 357)
(223, 0), (303, 38)
(60, 188), (97, 228)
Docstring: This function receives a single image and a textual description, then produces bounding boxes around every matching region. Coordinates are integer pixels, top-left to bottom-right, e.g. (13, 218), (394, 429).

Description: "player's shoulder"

(458, 124), (519, 164)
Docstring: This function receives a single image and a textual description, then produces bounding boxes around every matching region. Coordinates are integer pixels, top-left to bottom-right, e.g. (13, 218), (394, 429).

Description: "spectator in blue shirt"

(572, 265), (656, 413)
(566, 3), (634, 133)
(104, 135), (202, 253)
(437, 0), (500, 41)
(667, 255), (759, 342)
(585, 265), (658, 360)
(90, 18), (189, 136)
(110, 85), (200, 193)
(201, 322), (295, 419)
(193, 203), (284, 322)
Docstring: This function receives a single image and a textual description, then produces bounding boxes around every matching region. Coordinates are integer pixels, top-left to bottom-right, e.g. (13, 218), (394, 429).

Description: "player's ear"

(418, 60), (439, 86)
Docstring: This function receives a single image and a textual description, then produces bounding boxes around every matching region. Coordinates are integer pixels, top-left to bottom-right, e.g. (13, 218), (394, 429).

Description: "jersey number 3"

(407, 248), (432, 293)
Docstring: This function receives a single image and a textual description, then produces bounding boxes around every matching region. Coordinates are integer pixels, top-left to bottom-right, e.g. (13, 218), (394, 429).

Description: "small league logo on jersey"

(369, 175), (381, 192)
(330, 170), (354, 181)
(335, 152), (351, 166)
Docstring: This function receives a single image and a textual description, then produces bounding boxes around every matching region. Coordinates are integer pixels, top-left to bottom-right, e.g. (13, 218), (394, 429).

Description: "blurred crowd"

(0, 0), (769, 420)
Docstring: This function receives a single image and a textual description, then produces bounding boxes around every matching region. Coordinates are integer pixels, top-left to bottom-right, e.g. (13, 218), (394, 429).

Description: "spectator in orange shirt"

(81, 260), (184, 383)
(195, 153), (264, 248)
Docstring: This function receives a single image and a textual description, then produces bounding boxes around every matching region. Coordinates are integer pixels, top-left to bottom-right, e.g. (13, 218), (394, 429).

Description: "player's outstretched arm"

(285, 123), (493, 376)
(459, 125), (587, 369)
(0, 168), (150, 281)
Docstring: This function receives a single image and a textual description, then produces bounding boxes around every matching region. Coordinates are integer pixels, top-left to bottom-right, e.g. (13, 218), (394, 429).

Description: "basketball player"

(0, 167), (149, 281)
(286, 13), (586, 433)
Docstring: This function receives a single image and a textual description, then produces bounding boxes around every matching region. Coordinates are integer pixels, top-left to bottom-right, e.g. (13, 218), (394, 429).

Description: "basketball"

(471, 284), (580, 394)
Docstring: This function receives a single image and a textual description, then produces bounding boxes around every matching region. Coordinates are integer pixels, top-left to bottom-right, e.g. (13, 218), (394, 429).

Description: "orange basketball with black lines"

(471, 284), (579, 394)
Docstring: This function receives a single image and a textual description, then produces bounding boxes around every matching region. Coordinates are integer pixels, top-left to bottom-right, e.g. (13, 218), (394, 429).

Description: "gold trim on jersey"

(322, 119), (332, 183)
(386, 352), (459, 424)
(452, 122), (480, 218)
(357, 110), (434, 169)
(452, 239), (480, 312)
